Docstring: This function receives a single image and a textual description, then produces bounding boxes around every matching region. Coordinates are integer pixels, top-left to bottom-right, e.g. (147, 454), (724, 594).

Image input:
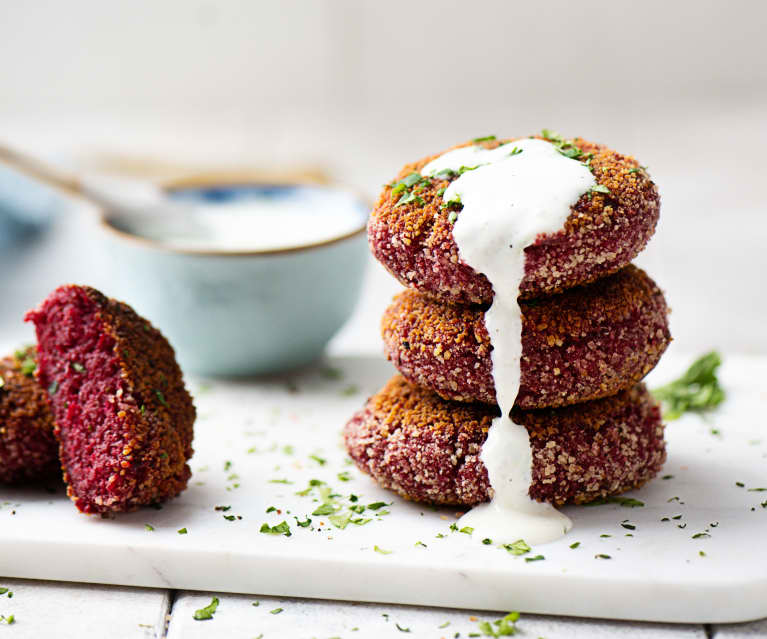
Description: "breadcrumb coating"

(344, 375), (666, 506)
(0, 347), (58, 484)
(368, 135), (660, 304)
(382, 265), (671, 408)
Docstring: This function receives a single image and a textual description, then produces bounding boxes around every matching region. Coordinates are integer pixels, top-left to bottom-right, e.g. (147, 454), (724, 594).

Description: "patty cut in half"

(0, 347), (58, 484)
(26, 285), (195, 514)
(382, 265), (671, 409)
(368, 134), (660, 305)
(344, 375), (665, 507)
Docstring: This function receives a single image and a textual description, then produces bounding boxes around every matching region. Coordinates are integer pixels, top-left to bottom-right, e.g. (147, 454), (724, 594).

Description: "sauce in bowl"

(108, 183), (368, 254)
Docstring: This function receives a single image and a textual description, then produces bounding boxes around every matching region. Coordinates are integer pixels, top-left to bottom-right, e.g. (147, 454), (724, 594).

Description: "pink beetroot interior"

(27, 286), (138, 512)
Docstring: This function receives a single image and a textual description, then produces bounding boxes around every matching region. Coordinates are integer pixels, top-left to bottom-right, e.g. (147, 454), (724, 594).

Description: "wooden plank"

(713, 619), (767, 637)
(168, 591), (708, 638)
(0, 578), (170, 639)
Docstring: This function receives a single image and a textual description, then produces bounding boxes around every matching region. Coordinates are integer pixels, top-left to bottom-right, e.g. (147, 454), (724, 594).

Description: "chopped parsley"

(216, 505), (232, 512)
(503, 539), (531, 556)
(541, 129), (585, 161)
(591, 184), (611, 195)
(270, 607), (283, 615)
(144, 524), (154, 531)
(415, 541), (427, 548)
(395, 623), (411, 632)
(652, 351), (725, 420)
(472, 135), (497, 143)
(177, 527), (188, 535)
(482, 538), (492, 545)
(294, 516), (312, 528)
(260, 521), (292, 537)
(569, 541), (580, 549)
(312, 504), (335, 516)
(337, 471), (351, 482)
(0, 614), (15, 625)
(476, 611), (519, 637)
(692, 532), (711, 539)
(155, 390), (168, 407)
(459, 526), (474, 535)
(374, 545), (392, 555)
(524, 554), (545, 563)
(584, 496), (644, 508)
(448, 211), (458, 224)
(595, 554), (612, 560)
(309, 454), (327, 466)
(367, 501), (389, 511)
(193, 597), (219, 620)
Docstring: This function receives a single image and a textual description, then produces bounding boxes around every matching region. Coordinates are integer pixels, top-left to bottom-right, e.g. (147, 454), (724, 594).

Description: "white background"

(0, 0), (765, 354)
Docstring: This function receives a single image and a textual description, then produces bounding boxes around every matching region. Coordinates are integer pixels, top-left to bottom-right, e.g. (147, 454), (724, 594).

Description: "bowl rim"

(99, 172), (369, 257)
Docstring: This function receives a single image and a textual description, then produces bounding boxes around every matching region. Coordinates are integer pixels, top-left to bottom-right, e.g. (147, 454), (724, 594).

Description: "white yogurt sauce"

(421, 138), (595, 544)
(114, 186), (365, 252)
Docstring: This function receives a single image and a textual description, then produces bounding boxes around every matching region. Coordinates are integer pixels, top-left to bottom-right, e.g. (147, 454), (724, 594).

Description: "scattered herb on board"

(193, 597), (219, 620)
(144, 524), (154, 531)
(503, 539), (531, 556)
(477, 611), (520, 637)
(595, 554), (612, 560)
(374, 545), (392, 555)
(524, 554), (545, 563)
(309, 454), (327, 466)
(0, 614), (15, 625)
(569, 541), (580, 549)
(584, 496), (644, 508)
(260, 521), (292, 537)
(472, 135), (497, 143)
(270, 607), (283, 615)
(652, 352), (725, 420)
(177, 527), (188, 535)
(396, 623), (411, 632)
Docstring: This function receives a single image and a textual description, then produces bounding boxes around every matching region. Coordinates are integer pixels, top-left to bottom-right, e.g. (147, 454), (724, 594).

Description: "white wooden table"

(0, 577), (765, 637)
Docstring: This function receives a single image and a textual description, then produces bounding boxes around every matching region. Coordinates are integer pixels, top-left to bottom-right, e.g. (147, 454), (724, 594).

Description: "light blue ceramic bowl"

(100, 179), (369, 376)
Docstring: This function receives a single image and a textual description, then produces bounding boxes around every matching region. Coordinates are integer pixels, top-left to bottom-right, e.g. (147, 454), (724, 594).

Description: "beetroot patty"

(382, 265), (671, 409)
(26, 285), (195, 514)
(344, 375), (665, 507)
(369, 134), (660, 305)
(0, 347), (58, 483)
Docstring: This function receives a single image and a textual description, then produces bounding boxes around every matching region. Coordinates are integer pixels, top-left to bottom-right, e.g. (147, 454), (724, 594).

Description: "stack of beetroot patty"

(344, 134), (671, 507)
(0, 284), (195, 514)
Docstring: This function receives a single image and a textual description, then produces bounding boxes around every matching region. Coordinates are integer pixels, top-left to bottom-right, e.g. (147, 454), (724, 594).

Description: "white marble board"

(1, 352), (765, 624)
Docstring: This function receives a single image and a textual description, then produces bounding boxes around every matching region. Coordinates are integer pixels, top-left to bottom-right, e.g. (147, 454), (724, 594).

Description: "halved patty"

(369, 135), (660, 305)
(344, 375), (665, 507)
(382, 265), (671, 409)
(26, 285), (195, 514)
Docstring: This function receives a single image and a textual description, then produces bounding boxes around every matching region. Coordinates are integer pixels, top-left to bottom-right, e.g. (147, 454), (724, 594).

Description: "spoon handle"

(0, 143), (84, 198)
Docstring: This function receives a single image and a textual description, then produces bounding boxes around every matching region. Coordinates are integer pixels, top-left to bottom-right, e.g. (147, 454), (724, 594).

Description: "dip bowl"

(100, 175), (369, 376)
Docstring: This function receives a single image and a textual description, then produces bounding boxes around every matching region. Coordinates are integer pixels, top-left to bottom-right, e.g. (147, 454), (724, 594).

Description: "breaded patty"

(26, 285), (195, 514)
(382, 265), (671, 408)
(0, 347), (58, 484)
(344, 375), (665, 507)
(368, 134), (660, 305)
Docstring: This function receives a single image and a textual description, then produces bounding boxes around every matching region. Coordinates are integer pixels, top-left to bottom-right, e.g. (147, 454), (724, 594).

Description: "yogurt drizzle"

(421, 138), (596, 544)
